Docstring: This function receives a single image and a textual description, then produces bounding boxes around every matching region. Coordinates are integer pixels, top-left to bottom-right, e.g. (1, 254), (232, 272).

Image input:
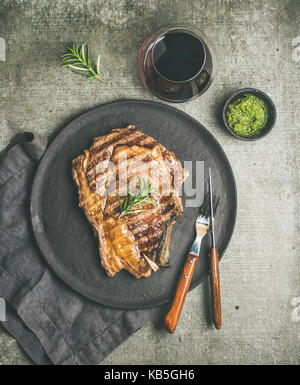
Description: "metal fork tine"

(213, 195), (220, 214)
(204, 194), (210, 216)
(199, 193), (209, 216)
(198, 193), (219, 218)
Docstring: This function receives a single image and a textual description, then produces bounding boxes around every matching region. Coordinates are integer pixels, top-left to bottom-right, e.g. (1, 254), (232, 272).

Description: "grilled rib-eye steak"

(72, 125), (187, 279)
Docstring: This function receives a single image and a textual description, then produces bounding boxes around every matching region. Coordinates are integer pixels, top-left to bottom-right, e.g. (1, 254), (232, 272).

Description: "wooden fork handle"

(210, 248), (222, 329)
(164, 253), (198, 333)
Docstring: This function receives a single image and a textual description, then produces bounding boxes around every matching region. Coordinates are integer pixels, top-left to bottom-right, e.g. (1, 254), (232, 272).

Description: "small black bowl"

(222, 88), (276, 141)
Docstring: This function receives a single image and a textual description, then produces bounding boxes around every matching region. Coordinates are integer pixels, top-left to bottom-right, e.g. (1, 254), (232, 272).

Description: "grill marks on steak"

(72, 125), (186, 278)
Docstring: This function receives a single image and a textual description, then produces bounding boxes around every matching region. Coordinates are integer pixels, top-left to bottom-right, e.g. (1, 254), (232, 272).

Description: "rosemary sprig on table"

(116, 177), (158, 219)
(61, 42), (104, 82)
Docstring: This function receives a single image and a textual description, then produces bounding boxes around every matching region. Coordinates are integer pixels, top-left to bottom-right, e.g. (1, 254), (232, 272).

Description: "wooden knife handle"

(210, 248), (222, 329)
(164, 253), (198, 333)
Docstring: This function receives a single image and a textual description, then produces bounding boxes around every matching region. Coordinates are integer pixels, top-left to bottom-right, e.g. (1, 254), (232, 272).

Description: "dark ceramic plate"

(31, 100), (237, 309)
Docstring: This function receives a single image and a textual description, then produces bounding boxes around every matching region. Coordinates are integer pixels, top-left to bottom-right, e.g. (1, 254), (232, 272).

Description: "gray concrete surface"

(0, 0), (299, 365)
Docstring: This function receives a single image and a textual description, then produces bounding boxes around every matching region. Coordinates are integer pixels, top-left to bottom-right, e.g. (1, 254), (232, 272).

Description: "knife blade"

(209, 168), (216, 249)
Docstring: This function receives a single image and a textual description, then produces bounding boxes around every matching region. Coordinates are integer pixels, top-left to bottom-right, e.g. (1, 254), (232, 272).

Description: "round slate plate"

(31, 100), (237, 309)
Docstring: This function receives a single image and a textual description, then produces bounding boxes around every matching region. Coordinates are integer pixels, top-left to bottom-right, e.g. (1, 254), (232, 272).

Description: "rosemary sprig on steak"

(116, 177), (158, 219)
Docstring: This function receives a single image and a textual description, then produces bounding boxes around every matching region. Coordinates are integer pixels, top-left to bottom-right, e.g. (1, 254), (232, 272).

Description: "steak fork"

(165, 192), (216, 333)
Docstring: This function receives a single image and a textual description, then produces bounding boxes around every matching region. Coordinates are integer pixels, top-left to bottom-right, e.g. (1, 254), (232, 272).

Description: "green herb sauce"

(226, 94), (268, 138)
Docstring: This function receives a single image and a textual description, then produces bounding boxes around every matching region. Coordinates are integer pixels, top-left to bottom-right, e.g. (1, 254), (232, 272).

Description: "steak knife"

(208, 168), (222, 329)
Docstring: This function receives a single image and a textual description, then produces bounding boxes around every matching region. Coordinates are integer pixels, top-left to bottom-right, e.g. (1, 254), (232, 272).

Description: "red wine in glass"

(138, 26), (216, 103)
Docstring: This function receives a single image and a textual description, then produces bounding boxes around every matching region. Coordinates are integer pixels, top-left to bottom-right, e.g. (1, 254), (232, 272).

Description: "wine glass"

(138, 25), (217, 103)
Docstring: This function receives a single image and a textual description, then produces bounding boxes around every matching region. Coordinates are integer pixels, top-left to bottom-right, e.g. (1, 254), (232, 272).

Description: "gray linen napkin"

(0, 133), (163, 365)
